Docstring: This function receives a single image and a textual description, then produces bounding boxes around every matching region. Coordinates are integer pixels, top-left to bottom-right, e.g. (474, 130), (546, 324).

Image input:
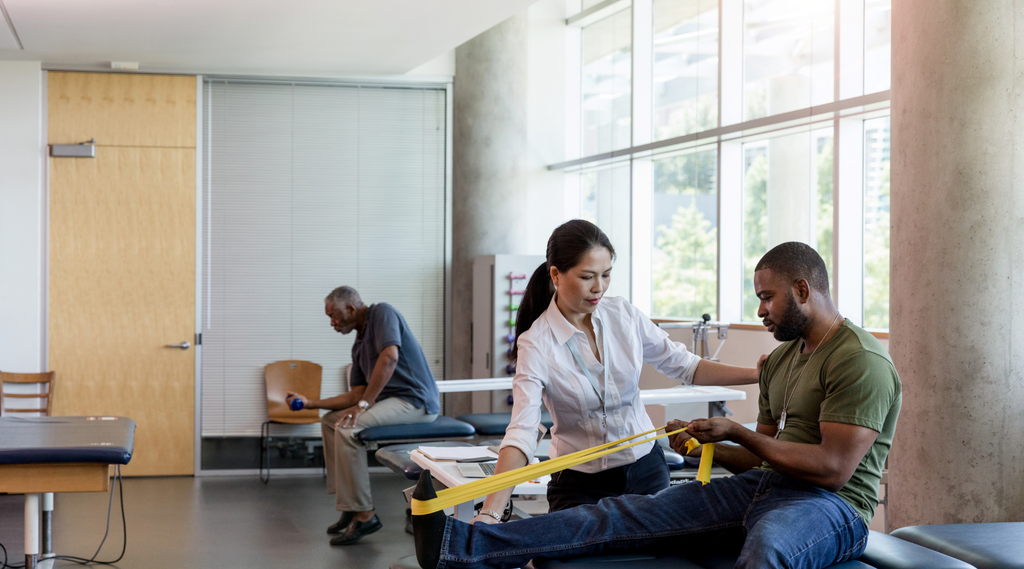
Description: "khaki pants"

(321, 397), (437, 512)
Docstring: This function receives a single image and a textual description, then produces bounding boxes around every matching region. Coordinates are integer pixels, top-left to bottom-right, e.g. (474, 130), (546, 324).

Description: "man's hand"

(335, 405), (365, 428)
(756, 354), (768, 378)
(686, 417), (737, 444)
(286, 392), (308, 409)
(667, 420), (699, 456)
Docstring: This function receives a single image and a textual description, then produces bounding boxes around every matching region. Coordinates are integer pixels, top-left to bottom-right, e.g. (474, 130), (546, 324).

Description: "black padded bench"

(456, 412), (554, 436)
(891, 522), (1024, 569)
(529, 531), (974, 569)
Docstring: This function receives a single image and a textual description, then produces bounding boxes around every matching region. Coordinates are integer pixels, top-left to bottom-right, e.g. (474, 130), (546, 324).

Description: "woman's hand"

(667, 420), (700, 456)
(755, 354), (769, 379)
(471, 513), (500, 525)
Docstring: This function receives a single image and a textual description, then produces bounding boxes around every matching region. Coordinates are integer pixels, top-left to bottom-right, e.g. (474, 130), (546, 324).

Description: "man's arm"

(686, 417), (879, 492)
(360, 344), (399, 403)
(667, 419), (768, 474)
(287, 385), (365, 411)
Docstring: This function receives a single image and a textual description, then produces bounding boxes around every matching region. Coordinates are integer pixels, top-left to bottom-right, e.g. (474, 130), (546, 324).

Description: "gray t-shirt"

(350, 303), (440, 414)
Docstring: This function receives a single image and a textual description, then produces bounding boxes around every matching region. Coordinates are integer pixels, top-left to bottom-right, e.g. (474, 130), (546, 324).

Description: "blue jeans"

(436, 470), (867, 569)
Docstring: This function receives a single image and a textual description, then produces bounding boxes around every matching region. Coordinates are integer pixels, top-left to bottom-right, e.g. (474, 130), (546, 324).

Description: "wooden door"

(48, 72), (196, 476)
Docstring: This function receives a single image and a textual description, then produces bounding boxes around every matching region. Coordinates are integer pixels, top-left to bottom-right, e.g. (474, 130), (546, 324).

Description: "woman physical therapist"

(471, 220), (761, 525)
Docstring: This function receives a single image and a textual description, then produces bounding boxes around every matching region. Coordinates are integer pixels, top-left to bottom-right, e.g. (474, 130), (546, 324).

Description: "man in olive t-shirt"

(411, 242), (901, 569)
(757, 319), (900, 526)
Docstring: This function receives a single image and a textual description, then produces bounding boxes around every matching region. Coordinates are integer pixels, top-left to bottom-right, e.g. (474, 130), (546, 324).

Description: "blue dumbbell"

(290, 398), (304, 411)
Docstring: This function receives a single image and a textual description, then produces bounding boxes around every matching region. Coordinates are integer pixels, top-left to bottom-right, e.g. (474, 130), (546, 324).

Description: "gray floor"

(0, 472), (418, 569)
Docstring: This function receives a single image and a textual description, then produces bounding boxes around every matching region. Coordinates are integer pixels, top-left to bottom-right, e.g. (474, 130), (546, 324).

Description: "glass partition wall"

(562, 0), (891, 329)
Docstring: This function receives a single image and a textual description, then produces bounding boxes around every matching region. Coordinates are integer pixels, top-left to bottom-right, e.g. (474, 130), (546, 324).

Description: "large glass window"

(864, 0), (892, 94)
(564, 0), (891, 328)
(653, 0), (719, 140)
(652, 148), (718, 318)
(580, 162), (633, 299)
(863, 116), (890, 328)
(743, 0), (834, 121)
(582, 9), (633, 155)
(741, 127), (833, 321)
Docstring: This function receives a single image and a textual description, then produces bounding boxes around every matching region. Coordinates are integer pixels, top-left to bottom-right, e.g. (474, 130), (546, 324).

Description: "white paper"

(417, 446), (499, 461)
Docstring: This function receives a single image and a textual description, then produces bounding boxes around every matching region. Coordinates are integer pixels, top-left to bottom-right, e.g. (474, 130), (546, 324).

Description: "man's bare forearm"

(705, 442), (764, 474)
(308, 388), (362, 411)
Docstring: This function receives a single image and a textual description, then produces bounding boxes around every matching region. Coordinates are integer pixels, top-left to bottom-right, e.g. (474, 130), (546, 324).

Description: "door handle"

(166, 342), (191, 350)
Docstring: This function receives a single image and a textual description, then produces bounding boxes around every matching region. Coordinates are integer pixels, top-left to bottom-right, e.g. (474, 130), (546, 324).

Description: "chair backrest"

(0, 371), (56, 417)
(265, 361), (322, 424)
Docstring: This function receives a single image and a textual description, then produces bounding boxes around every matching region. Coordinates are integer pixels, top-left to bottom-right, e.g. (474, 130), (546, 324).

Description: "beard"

(771, 291), (810, 342)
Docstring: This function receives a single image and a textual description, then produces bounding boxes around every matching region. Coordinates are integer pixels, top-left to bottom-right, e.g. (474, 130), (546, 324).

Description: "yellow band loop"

(410, 426), (717, 515)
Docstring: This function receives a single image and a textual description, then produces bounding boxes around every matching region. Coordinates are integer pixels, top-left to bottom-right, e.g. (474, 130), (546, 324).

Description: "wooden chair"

(1, 371), (58, 557)
(0, 371), (56, 417)
(261, 360), (322, 483)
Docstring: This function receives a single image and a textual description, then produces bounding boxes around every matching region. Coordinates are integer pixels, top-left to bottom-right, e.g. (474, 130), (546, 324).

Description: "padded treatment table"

(357, 415), (476, 450)
(456, 411), (554, 436)
(891, 523), (1024, 569)
(0, 416), (135, 569)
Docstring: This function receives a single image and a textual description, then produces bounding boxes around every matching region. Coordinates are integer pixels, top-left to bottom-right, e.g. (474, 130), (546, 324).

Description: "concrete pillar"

(449, 15), (529, 414)
(889, 1), (1024, 526)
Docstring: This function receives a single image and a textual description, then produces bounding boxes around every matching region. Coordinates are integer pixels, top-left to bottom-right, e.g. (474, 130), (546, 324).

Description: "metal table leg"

(708, 400), (733, 418)
(41, 492), (53, 559)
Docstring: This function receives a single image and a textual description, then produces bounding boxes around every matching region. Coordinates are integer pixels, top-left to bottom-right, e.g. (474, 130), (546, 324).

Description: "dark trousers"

(546, 443), (669, 512)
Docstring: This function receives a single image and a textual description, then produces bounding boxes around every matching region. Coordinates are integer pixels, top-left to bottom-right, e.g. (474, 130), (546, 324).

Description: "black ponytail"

(510, 219), (615, 362)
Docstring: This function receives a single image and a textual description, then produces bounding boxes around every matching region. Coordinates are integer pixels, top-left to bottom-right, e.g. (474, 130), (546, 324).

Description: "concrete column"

(450, 15), (529, 414)
(889, 1), (1024, 526)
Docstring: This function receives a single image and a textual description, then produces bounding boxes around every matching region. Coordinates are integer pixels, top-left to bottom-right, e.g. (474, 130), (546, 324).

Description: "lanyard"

(565, 320), (609, 429)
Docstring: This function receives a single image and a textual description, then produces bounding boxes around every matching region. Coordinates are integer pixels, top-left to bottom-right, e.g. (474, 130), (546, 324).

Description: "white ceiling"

(0, 0), (539, 77)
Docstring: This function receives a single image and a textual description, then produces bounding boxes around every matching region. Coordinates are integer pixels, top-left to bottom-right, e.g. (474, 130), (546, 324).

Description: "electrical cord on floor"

(0, 464), (126, 568)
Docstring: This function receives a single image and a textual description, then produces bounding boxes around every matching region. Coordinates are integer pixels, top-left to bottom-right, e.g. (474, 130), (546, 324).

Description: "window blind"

(201, 81), (446, 437)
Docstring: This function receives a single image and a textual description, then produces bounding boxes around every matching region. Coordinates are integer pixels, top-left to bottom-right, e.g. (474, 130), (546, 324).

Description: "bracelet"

(478, 509), (503, 522)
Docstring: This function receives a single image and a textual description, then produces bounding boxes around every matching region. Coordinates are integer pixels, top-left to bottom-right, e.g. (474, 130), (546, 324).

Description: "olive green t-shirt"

(757, 320), (901, 527)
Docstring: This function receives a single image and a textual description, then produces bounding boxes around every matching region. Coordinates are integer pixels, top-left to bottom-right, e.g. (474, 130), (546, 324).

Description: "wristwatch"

(478, 509), (503, 523)
(357, 400), (372, 411)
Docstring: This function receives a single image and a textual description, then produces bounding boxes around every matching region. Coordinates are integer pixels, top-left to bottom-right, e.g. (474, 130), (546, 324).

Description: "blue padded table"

(358, 415), (476, 450)
(0, 416), (135, 569)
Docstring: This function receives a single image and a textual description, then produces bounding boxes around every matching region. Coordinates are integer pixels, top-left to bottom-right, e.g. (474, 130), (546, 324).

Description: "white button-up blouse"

(500, 295), (702, 473)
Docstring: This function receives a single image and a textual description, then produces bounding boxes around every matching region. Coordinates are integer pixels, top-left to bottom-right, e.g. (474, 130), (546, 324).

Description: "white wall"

(0, 61), (45, 373)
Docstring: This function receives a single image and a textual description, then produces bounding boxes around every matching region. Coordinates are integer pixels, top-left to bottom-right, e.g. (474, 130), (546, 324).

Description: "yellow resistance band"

(410, 426), (715, 515)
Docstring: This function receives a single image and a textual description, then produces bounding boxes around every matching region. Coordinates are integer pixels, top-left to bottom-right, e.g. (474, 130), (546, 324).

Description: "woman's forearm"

(479, 446), (529, 514)
(692, 359), (759, 386)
